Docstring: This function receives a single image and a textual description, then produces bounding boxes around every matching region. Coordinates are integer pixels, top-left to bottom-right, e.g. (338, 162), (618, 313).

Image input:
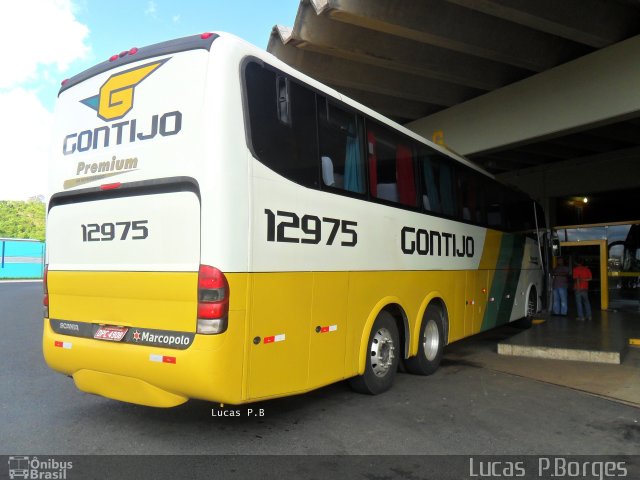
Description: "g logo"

(81, 59), (168, 121)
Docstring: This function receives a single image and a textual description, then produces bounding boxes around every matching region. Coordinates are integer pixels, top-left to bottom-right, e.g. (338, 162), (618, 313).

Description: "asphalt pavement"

(1, 281), (638, 456)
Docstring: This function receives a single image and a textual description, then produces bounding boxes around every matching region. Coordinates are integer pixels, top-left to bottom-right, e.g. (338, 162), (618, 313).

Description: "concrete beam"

(313, 0), (588, 71)
(280, 1), (528, 91)
(588, 121), (640, 145)
(474, 157), (538, 173)
(267, 38), (481, 107)
(475, 151), (551, 168)
(445, 0), (640, 48)
(547, 134), (627, 154)
(406, 35), (640, 155)
(512, 143), (591, 160)
(497, 146), (640, 200)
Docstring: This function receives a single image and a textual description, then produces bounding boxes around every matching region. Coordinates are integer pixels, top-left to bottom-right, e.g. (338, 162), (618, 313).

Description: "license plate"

(94, 326), (128, 342)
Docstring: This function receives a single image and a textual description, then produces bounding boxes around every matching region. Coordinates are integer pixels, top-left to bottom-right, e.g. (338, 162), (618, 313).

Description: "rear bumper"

(43, 314), (246, 407)
(73, 370), (188, 408)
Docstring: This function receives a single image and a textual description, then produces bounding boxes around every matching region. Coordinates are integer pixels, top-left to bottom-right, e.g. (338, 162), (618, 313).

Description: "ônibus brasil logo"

(8, 456), (73, 479)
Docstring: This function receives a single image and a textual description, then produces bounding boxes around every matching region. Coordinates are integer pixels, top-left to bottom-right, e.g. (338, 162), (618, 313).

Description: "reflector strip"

(54, 341), (72, 349)
(100, 182), (122, 191)
(264, 334), (286, 344)
(320, 325), (338, 333)
(149, 354), (177, 364)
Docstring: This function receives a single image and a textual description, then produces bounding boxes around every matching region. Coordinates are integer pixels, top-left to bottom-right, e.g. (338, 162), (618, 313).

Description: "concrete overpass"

(268, 0), (640, 224)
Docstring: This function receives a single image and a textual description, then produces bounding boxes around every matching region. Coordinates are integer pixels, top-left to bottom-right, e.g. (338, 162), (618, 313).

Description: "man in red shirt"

(572, 258), (592, 321)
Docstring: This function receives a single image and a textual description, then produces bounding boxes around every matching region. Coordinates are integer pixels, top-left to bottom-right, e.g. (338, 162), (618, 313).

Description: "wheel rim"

(527, 290), (536, 317)
(370, 327), (396, 377)
(423, 319), (440, 361)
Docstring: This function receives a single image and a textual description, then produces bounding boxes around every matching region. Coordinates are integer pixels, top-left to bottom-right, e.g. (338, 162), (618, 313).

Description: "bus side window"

(439, 161), (456, 217)
(486, 182), (504, 229)
(458, 167), (484, 224)
(421, 154), (440, 213)
(421, 151), (456, 217)
(505, 190), (533, 232)
(475, 177), (486, 224)
(396, 144), (416, 206)
(367, 122), (417, 207)
(317, 97), (365, 194)
(457, 170), (472, 221)
(244, 62), (319, 189)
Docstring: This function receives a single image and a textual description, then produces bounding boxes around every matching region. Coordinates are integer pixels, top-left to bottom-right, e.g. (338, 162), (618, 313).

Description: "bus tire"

(349, 311), (400, 395)
(405, 305), (444, 376)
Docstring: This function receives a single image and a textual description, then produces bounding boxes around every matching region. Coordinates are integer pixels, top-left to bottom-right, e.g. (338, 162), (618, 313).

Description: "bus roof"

(59, 30), (494, 180)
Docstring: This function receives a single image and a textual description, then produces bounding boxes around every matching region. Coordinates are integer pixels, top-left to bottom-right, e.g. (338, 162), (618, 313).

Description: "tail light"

(197, 265), (229, 334)
(43, 264), (49, 318)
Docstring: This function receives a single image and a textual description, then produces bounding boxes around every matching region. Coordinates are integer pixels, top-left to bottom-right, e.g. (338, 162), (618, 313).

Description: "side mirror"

(276, 75), (291, 126)
(551, 232), (561, 257)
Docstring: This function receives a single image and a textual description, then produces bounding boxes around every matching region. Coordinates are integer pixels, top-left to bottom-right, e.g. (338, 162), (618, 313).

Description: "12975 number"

(81, 220), (149, 242)
(264, 209), (357, 246)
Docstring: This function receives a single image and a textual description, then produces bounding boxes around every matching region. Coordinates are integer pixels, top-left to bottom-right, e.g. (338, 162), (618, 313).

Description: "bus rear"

(44, 33), (247, 407)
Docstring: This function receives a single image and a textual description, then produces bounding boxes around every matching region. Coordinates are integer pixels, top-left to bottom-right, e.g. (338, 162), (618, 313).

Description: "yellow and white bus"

(44, 32), (543, 407)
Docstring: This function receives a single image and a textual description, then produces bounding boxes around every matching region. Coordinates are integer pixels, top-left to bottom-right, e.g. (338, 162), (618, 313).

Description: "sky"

(0, 0), (300, 201)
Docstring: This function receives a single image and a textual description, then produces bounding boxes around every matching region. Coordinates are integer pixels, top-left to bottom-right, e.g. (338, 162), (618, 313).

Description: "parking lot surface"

(2, 282), (638, 456)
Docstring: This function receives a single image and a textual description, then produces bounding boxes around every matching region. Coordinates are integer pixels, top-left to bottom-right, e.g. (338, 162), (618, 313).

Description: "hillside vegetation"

(0, 200), (46, 241)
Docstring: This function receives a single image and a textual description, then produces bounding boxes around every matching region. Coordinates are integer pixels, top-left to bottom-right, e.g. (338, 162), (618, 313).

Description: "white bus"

(44, 32), (543, 407)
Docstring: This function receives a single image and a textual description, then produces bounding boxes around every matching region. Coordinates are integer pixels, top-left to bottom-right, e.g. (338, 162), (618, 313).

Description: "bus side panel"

(463, 271), (481, 338)
(246, 273), (313, 399)
(308, 272), (349, 386)
(477, 229), (504, 333)
(481, 233), (525, 330)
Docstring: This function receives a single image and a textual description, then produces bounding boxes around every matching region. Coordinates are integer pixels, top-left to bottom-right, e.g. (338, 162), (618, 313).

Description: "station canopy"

(268, 0), (640, 176)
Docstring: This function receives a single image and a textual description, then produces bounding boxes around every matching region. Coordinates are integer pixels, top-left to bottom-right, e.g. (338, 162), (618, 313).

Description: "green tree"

(0, 199), (46, 241)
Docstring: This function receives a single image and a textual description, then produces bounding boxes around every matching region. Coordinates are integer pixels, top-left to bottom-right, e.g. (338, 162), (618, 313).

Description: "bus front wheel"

(405, 305), (444, 376)
(349, 311), (400, 395)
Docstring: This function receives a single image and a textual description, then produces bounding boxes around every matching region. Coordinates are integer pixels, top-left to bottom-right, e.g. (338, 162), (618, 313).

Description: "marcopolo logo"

(81, 59), (168, 122)
(129, 328), (193, 349)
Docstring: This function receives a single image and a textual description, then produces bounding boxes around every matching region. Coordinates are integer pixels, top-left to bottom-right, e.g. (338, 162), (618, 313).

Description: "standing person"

(551, 257), (570, 315)
(573, 258), (593, 321)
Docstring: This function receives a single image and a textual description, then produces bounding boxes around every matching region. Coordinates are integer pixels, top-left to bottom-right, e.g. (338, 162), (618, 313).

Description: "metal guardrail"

(0, 238), (45, 279)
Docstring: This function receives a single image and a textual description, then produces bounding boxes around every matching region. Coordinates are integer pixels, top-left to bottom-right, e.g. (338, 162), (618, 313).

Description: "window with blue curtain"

(344, 122), (364, 193)
(317, 97), (365, 194)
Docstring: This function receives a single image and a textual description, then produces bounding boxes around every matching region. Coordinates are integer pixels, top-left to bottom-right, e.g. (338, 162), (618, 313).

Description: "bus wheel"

(405, 305), (444, 376)
(349, 311), (400, 395)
